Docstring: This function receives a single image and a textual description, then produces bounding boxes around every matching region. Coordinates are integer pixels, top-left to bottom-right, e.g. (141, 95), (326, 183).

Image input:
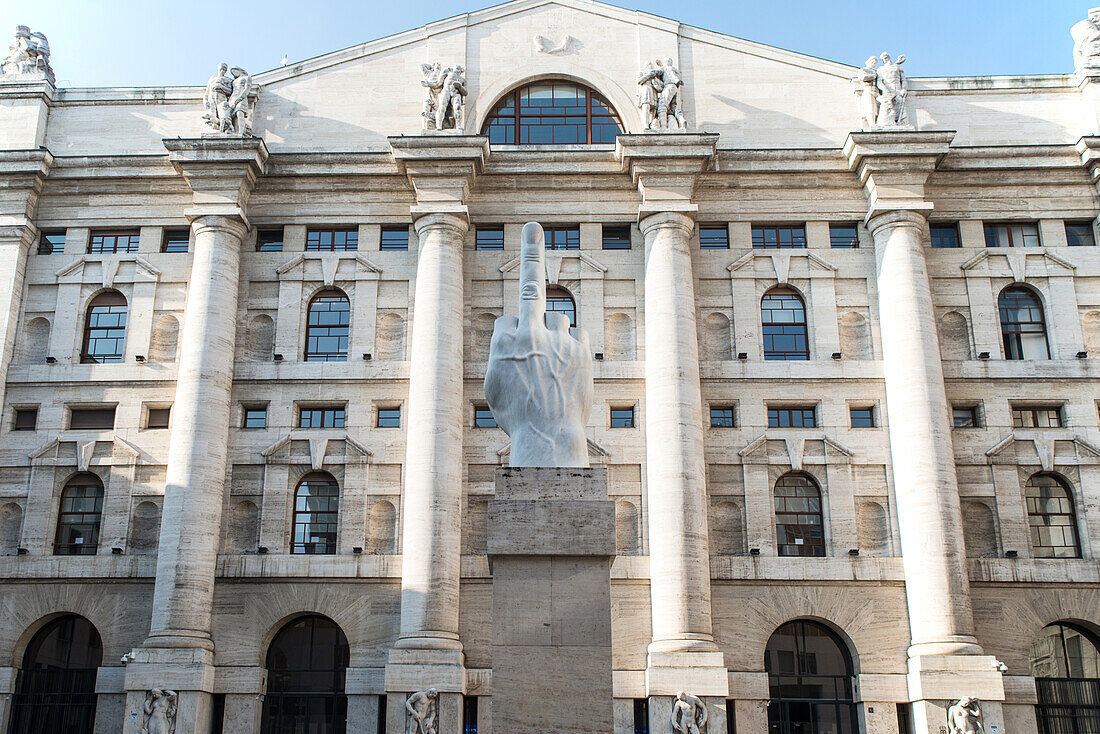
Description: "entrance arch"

(765, 619), (858, 734)
(260, 614), (349, 734)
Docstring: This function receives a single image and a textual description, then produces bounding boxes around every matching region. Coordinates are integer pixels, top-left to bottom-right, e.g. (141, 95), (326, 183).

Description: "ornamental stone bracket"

(163, 137), (269, 221)
(616, 133), (717, 215)
(388, 135), (489, 212)
(843, 130), (955, 217)
(0, 148), (52, 227)
(1076, 136), (1100, 203)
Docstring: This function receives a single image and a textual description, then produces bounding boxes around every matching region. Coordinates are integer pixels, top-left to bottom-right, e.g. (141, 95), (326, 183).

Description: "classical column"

(123, 138), (266, 734)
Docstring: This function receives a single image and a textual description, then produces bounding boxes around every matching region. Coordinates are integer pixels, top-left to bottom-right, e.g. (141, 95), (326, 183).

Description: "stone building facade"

(1, 2), (1099, 733)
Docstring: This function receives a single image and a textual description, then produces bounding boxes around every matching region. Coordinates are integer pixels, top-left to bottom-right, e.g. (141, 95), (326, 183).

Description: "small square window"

(984, 222), (1040, 248)
(1066, 222), (1096, 247)
(146, 407), (171, 429)
(610, 406), (635, 428)
(952, 406), (979, 428)
(768, 406), (816, 428)
(544, 226), (580, 251)
(88, 230), (140, 254)
(602, 225), (631, 250)
(699, 225), (729, 249)
(1011, 405), (1063, 428)
(256, 228), (284, 252)
(243, 406), (268, 429)
(474, 406), (497, 428)
(829, 224), (859, 249)
(377, 407), (401, 428)
(849, 407), (875, 428)
(69, 407), (116, 430)
(38, 230), (65, 255)
(930, 224), (960, 248)
(752, 225), (807, 250)
(161, 229), (190, 253)
(299, 406), (346, 429)
(306, 228), (358, 252)
(475, 226), (504, 251)
(709, 406), (735, 427)
(380, 226), (410, 251)
(13, 407), (38, 431)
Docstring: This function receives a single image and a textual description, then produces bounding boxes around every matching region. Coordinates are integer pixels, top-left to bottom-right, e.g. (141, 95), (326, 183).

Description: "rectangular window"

(633, 699), (650, 734)
(768, 406), (816, 428)
(463, 696), (478, 734)
(610, 406), (635, 428)
(829, 223), (859, 248)
(380, 226), (410, 251)
(544, 225), (580, 250)
(13, 407), (38, 431)
(752, 225), (807, 249)
(849, 406), (875, 428)
(1065, 221), (1096, 247)
(709, 406), (735, 427)
(474, 406), (497, 428)
(1012, 405), (1063, 428)
(475, 226), (504, 251)
(299, 406), (346, 429)
(699, 225), (729, 249)
(377, 407), (401, 428)
(930, 224), (960, 248)
(256, 228), (284, 252)
(242, 406), (268, 429)
(952, 406), (979, 428)
(602, 224), (632, 250)
(306, 227), (358, 252)
(69, 406), (116, 430)
(161, 229), (190, 253)
(146, 407), (171, 429)
(984, 222), (1040, 248)
(88, 230), (140, 254)
(38, 230), (65, 255)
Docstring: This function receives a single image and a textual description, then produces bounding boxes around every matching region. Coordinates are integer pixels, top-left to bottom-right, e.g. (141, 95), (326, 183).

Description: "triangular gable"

(961, 249), (1076, 281)
(262, 432), (374, 467)
(728, 251), (837, 282)
(277, 253), (382, 286)
(56, 255), (161, 288)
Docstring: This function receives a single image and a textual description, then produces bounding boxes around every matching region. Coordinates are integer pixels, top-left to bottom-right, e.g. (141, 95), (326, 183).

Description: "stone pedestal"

(907, 655), (1006, 734)
(121, 648), (216, 734)
(487, 467), (615, 734)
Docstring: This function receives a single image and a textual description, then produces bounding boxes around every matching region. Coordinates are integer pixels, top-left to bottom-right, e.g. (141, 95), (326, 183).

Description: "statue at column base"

(141, 689), (178, 734)
(405, 689), (439, 734)
(948, 697), (982, 734)
(671, 691), (708, 734)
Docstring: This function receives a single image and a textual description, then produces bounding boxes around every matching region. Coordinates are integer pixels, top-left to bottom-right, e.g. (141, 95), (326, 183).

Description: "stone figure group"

(202, 63), (253, 136)
(421, 63), (468, 132)
(1073, 8), (1100, 76)
(853, 53), (909, 129)
(670, 691), (708, 734)
(948, 697), (983, 734)
(638, 58), (687, 131)
(405, 688), (438, 734)
(141, 688), (178, 734)
(0, 25), (52, 81)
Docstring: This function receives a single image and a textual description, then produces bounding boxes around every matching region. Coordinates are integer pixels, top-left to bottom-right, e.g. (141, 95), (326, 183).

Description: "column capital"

(638, 209), (695, 238)
(412, 210), (470, 234)
(865, 207), (929, 236)
(617, 133), (717, 211)
(189, 214), (249, 241)
(843, 130), (954, 218)
(164, 137), (268, 223)
(389, 134), (489, 207)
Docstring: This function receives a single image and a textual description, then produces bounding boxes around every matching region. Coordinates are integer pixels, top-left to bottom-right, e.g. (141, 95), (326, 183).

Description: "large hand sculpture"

(485, 222), (594, 467)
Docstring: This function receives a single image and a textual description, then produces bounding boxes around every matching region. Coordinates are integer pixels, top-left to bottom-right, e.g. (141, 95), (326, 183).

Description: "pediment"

(985, 432), (1100, 471)
(29, 436), (141, 468)
(500, 251), (606, 282)
(738, 432), (852, 470)
(277, 253), (382, 285)
(56, 255), (161, 287)
(728, 251), (837, 283)
(960, 249), (1076, 281)
(262, 432), (374, 468)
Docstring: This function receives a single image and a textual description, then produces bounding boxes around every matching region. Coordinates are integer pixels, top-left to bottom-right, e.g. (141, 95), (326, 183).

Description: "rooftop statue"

(638, 58), (688, 131)
(202, 63), (253, 136)
(485, 222), (594, 467)
(420, 62), (467, 132)
(1073, 9), (1100, 76)
(0, 25), (53, 83)
(852, 52), (910, 129)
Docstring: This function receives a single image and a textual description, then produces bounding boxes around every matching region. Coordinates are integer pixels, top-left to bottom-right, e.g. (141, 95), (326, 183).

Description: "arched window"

(10, 615), (103, 734)
(999, 286), (1050, 360)
(762, 287), (809, 360)
(292, 473), (339, 554)
(261, 615), (349, 734)
(482, 81), (623, 145)
(765, 620), (857, 734)
(546, 286), (576, 327)
(305, 290), (350, 362)
(1030, 622), (1100, 734)
(81, 291), (127, 363)
(1025, 474), (1081, 558)
(54, 474), (104, 556)
(774, 473), (825, 557)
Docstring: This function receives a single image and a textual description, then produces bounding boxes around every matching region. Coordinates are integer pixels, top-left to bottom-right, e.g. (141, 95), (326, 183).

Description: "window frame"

(752, 224), (807, 250)
(609, 406), (636, 428)
(545, 285), (577, 327)
(698, 225), (730, 250)
(242, 405), (268, 429)
(376, 406), (401, 428)
(828, 223), (859, 249)
(38, 229), (65, 255)
(482, 81), (623, 145)
(380, 225), (410, 252)
(709, 406), (736, 428)
(298, 405), (346, 429)
(849, 406), (875, 428)
(68, 406), (116, 431)
(952, 405), (981, 428)
(291, 473), (340, 555)
(161, 228), (190, 253)
(145, 407), (171, 430)
(768, 406), (817, 428)
(13, 406), (38, 431)
(81, 290), (128, 364)
(1012, 405), (1064, 429)
(305, 227), (358, 252)
(473, 406), (497, 428)
(544, 225), (580, 251)
(304, 289), (351, 362)
(255, 228), (284, 252)
(984, 221), (1041, 248)
(761, 287), (810, 361)
(54, 473), (105, 556)
(87, 230), (140, 254)
(601, 224), (632, 250)
(999, 286), (1050, 361)
(930, 223), (961, 249)
(474, 225), (505, 251)
(1065, 221), (1096, 248)
(773, 473), (826, 557)
(1025, 473), (1082, 559)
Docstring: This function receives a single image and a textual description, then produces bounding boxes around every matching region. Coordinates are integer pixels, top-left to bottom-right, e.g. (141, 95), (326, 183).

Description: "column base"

(645, 650), (729, 697)
(121, 647), (216, 734)
(906, 654), (1006, 734)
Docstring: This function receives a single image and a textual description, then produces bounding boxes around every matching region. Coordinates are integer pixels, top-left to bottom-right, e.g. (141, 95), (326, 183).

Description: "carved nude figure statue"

(420, 62), (467, 132)
(485, 222), (594, 468)
(656, 57), (687, 130)
(141, 688), (177, 734)
(0, 25), (53, 80)
(670, 691), (708, 734)
(853, 56), (880, 130)
(948, 697), (983, 734)
(1073, 8), (1100, 75)
(638, 61), (662, 131)
(874, 52), (909, 127)
(227, 67), (253, 136)
(202, 62), (253, 135)
(406, 688), (438, 734)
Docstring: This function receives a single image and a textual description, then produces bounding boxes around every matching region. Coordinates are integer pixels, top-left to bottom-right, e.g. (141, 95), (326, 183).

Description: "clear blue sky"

(4, 0), (1089, 87)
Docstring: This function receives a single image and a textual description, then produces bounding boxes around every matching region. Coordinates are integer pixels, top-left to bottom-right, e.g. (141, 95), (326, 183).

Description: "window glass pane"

(82, 292), (129, 363)
(985, 222), (1040, 248)
(762, 289), (809, 360)
(482, 83), (622, 145)
(88, 231), (140, 254)
(300, 408), (345, 429)
(710, 407), (735, 427)
(610, 408), (634, 428)
(38, 230), (65, 255)
(474, 407), (496, 428)
(147, 408), (171, 428)
(753, 225), (807, 250)
(999, 288), (1049, 360)
(699, 226), (729, 249)
(769, 407), (816, 428)
(849, 408), (874, 427)
(162, 229), (190, 253)
(306, 228), (358, 252)
(475, 226), (504, 250)
(774, 475), (826, 557)
(256, 228), (284, 252)
(14, 408), (38, 431)
(54, 475), (104, 555)
(243, 408), (267, 428)
(1025, 475), (1081, 558)
(829, 224), (858, 248)
(952, 407), (978, 427)
(930, 225), (960, 248)
(602, 225), (631, 250)
(380, 226), (409, 251)
(70, 408), (115, 430)
(305, 291), (350, 361)
(377, 408), (400, 427)
(1066, 222), (1096, 247)
(544, 226), (580, 250)
(545, 286), (576, 327)
(292, 475), (340, 554)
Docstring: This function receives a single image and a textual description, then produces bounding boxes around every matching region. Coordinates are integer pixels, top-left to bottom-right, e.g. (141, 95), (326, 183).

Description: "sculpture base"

(488, 467), (615, 734)
(906, 654), (1006, 734)
(121, 647), (216, 734)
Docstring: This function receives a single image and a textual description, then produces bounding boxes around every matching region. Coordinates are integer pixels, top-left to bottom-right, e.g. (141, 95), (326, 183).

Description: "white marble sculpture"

(638, 58), (687, 131)
(670, 691), (708, 734)
(1073, 9), (1100, 76)
(485, 222), (594, 468)
(853, 56), (880, 130)
(202, 63), (253, 136)
(638, 61), (662, 131)
(420, 63), (467, 132)
(405, 688), (438, 734)
(141, 689), (177, 734)
(948, 697), (983, 734)
(874, 53), (909, 127)
(0, 25), (53, 83)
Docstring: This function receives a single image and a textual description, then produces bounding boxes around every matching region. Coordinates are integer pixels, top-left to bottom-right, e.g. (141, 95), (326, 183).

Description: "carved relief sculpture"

(948, 697), (983, 734)
(405, 688), (438, 734)
(485, 222), (594, 468)
(670, 691), (708, 734)
(853, 56), (880, 130)
(420, 63), (467, 132)
(141, 689), (178, 734)
(1073, 9), (1100, 76)
(202, 63), (253, 136)
(533, 34), (580, 54)
(874, 52), (909, 127)
(0, 25), (53, 83)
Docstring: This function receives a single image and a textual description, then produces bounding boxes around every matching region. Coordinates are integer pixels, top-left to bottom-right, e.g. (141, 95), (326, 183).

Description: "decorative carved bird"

(533, 34), (581, 54)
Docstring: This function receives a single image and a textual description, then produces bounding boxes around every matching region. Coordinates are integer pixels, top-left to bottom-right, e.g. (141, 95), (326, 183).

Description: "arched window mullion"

(774, 473), (825, 557)
(762, 287), (809, 361)
(81, 291), (128, 364)
(1025, 473), (1081, 559)
(483, 80), (622, 145)
(999, 286), (1050, 360)
(304, 289), (350, 362)
(54, 474), (104, 556)
(292, 473), (339, 555)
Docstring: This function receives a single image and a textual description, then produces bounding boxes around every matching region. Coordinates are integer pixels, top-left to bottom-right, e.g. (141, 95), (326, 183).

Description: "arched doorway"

(260, 615), (349, 734)
(1030, 622), (1100, 733)
(765, 620), (857, 734)
(8, 614), (103, 734)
